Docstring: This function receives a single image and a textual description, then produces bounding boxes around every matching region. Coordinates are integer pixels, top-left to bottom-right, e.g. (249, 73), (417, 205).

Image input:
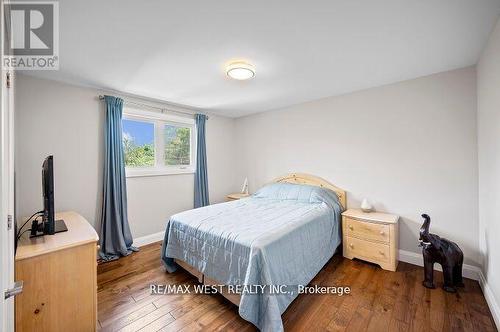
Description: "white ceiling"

(26, 0), (500, 117)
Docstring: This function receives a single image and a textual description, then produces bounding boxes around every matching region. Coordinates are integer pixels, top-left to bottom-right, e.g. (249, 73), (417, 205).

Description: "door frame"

(1, 0), (15, 330)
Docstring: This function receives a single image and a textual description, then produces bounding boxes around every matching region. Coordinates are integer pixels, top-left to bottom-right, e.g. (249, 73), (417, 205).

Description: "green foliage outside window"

(123, 134), (155, 167)
(165, 125), (190, 165)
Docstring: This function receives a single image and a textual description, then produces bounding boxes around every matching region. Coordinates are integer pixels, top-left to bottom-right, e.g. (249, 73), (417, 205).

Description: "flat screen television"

(30, 156), (67, 237)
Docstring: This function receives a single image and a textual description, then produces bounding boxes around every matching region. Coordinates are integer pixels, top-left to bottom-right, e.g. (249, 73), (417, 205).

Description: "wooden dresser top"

(16, 211), (99, 261)
(342, 208), (399, 224)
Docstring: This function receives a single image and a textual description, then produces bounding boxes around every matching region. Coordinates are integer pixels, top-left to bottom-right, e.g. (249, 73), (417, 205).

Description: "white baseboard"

(479, 271), (500, 329)
(398, 249), (481, 281)
(133, 231), (164, 247)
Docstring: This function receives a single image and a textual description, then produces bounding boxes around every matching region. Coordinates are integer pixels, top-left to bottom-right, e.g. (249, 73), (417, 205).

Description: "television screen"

(42, 155), (55, 234)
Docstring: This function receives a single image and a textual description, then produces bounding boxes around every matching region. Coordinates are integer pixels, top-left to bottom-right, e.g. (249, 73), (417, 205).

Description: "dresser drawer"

(345, 217), (390, 243)
(345, 236), (390, 263)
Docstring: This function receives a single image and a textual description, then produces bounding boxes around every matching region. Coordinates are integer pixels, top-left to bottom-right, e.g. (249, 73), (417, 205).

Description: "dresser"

(15, 211), (99, 332)
(342, 209), (399, 271)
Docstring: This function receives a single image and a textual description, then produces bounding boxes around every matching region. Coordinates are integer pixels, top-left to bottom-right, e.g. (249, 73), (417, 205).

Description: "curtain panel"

(99, 95), (138, 261)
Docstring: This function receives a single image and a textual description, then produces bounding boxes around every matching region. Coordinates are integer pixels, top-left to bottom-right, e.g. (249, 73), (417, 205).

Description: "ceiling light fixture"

(226, 62), (255, 80)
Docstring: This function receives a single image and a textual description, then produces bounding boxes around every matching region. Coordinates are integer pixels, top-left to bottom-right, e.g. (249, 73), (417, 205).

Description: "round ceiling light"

(226, 62), (255, 80)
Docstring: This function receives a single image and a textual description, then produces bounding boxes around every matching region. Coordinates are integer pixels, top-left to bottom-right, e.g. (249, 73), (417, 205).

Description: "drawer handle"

(379, 251), (385, 256)
(349, 225), (353, 230)
(349, 243), (354, 248)
(380, 230), (385, 235)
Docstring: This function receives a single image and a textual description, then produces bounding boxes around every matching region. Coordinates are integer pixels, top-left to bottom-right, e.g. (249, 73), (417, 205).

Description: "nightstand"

(226, 193), (250, 201)
(342, 209), (399, 271)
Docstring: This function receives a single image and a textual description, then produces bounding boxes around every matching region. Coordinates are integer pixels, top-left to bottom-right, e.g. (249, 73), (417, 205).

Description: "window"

(122, 107), (196, 177)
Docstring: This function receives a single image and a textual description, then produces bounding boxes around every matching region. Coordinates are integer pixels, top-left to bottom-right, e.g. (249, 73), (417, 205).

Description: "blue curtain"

(99, 96), (138, 261)
(194, 114), (209, 208)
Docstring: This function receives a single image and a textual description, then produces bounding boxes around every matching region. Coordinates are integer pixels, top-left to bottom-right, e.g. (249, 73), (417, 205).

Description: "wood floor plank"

(100, 303), (157, 332)
(117, 308), (175, 332)
(177, 301), (232, 332)
(289, 260), (360, 331)
(98, 295), (136, 318)
(344, 306), (373, 331)
(429, 282), (448, 331)
(388, 318), (409, 332)
(392, 296), (412, 325)
(154, 300), (215, 331)
(366, 311), (392, 332)
(326, 290), (362, 331)
(97, 242), (497, 332)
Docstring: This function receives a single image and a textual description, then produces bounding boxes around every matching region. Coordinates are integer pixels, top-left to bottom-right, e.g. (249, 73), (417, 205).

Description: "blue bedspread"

(161, 183), (343, 331)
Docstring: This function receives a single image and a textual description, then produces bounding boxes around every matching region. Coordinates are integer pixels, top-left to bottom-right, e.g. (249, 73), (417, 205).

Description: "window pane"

(164, 125), (191, 166)
(122, 119), (155, 167)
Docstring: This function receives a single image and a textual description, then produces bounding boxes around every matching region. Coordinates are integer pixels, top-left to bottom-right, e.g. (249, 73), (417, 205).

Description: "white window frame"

(122, 107), (196, 177)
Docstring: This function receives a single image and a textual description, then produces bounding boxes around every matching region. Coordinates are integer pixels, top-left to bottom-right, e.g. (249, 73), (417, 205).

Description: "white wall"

(14, 74), (237, 238)
(478, 16), (500, 318)
(234, 67), (480, 265)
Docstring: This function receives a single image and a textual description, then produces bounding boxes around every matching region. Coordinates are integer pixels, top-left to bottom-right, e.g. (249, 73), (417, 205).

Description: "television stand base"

(30, 219), (68, 238)
(54, 219), (68, 233)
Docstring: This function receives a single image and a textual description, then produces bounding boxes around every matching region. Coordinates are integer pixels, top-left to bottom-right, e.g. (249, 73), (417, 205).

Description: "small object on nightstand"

(241, 177), (249, 194)
(342, 208), (399, 271)
(226, 193), (250, 201)
(361, 198), (373, 212)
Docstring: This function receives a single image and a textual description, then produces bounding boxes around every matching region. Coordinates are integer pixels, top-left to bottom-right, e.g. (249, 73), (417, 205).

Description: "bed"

(161, 173), (346, 331)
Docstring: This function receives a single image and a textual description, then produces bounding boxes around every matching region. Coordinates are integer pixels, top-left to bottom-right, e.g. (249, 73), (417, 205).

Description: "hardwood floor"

(97, 242), (496, 332)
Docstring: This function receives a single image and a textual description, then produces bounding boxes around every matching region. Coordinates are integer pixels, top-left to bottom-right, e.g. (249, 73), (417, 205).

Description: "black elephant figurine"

(419, 214), (464, 293)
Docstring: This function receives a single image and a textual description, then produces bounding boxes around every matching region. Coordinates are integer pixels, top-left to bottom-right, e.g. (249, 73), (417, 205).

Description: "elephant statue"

(419, 214), (464, 293)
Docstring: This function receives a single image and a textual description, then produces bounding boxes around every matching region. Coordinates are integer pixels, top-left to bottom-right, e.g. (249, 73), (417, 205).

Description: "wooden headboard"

(273, 173), (346, 208)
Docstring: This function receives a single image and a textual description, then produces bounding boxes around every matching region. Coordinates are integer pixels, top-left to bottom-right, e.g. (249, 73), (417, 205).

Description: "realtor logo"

(3, 1), (59, 70)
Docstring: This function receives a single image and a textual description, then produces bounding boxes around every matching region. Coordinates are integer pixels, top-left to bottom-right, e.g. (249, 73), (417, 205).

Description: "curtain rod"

(98, 95), (209, 119)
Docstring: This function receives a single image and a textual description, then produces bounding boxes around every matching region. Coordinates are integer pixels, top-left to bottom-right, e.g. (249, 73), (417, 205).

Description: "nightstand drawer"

(345, 217), (390, 243)
(345, 236), (390, 263)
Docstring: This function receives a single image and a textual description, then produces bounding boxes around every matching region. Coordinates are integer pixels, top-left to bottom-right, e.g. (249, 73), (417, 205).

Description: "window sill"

(125, 168), (195, 178)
